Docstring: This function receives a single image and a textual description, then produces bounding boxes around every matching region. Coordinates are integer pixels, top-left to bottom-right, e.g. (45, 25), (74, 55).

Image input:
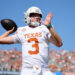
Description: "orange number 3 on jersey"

(28, 38), (39, 55)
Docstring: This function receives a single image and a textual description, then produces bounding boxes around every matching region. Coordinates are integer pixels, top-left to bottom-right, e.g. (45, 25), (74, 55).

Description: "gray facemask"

(30, 22), (41, 27)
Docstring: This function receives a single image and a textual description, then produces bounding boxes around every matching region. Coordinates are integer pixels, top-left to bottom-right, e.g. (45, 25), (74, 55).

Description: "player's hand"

(7, 27), (15, 34)
(41, 12), (53, 26)
(0, 27), (15, 38)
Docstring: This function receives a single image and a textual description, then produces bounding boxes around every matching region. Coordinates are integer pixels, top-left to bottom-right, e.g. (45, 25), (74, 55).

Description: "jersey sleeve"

(12, 28), (21, 43)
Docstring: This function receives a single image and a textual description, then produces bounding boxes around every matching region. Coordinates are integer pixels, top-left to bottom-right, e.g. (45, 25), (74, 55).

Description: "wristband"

(47, 23), (52, 29)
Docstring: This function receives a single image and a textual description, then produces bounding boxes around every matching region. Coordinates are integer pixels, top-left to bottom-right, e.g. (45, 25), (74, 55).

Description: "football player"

(0, 6), (63, 75)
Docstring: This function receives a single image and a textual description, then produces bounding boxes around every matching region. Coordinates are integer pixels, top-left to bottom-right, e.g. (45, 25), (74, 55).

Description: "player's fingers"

(8, 27), (15, 33)
(11, 27), (15, 31)
(48, 12), (53, 17)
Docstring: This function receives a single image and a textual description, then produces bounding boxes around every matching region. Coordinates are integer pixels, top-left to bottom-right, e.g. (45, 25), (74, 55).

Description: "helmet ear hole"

(24, 18), (27, 23)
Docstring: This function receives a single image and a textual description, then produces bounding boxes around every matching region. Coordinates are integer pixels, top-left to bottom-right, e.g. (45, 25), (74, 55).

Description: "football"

(0, 19), (17, 32)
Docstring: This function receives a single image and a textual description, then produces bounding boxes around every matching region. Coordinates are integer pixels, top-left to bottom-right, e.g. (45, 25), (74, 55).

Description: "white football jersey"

(12, 25), (51, 68)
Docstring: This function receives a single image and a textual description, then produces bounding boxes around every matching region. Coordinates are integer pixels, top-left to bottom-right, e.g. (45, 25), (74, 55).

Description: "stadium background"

(0, 48), (75, 75)
(0, 0), (75, 75)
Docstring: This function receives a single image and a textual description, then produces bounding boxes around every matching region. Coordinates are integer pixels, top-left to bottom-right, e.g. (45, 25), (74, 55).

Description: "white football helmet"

(24, 6), (43, 26)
